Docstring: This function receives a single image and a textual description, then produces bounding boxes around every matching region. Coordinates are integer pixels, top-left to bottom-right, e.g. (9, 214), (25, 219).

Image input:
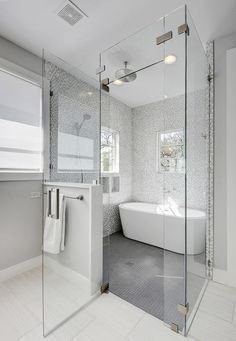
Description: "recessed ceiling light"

(87, 91), (93, 96)
(164, 55), (177, 65)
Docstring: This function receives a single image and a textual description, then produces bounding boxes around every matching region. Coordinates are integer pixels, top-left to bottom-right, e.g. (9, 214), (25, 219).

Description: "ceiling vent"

(57, 1), (87, 26)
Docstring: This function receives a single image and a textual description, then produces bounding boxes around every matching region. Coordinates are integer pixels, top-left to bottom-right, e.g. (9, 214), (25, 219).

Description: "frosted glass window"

(58, 132), (94, 171)
(0, 69), (42, 172)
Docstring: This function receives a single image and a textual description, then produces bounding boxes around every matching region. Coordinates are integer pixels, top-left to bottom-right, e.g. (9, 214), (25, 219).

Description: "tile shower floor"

(109, 232), (206, 330)
(0, 265), (236, 340)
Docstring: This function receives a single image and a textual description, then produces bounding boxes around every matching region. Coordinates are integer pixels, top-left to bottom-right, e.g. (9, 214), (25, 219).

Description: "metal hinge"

(50, 90), (53, 97)
(156, 31), (173, 45)
(96, 65), (106, 75)
(101, 78), (110, 93)
(100, 283), (109, 294)
(208, 73), (214, 83)
(49, 163), (54, 170)
(171, 323), (179, 333)
(178, 24), (189, 35)
(177, 303), (189, 316)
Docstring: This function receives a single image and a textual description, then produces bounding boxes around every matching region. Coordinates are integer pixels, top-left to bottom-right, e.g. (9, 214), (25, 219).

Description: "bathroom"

(0, 1), (236, 341)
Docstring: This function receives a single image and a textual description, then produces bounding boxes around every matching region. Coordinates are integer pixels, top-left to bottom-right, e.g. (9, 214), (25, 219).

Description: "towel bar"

(64, 195), (84, 200)
(44, 191), (83, 201)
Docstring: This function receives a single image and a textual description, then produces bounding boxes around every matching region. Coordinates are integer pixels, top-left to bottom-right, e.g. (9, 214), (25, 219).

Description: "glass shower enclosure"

(42, 51), (103, 336)
(99, 5), (209, 336)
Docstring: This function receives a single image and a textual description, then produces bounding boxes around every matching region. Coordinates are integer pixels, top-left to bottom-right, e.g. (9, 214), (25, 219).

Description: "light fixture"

(114, 61), (137, 85)
(113, 79), (124, 85)
(164, 54), (177, 65)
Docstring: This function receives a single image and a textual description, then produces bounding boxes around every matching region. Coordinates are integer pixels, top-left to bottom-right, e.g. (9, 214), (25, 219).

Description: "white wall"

(0, 181), (42, 270)
(214, 32), (236, 271)
(0, 36), (43, 270)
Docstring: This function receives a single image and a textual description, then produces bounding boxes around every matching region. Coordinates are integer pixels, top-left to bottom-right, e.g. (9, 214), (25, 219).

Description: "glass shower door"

(163, 6), (208, 335)
(162, 6), (187, 334)
(42, 51), (102, 336)
(185, 9), (208, 332)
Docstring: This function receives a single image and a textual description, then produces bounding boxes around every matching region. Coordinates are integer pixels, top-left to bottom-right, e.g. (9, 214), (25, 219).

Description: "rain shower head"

(114, 61), (137, 85)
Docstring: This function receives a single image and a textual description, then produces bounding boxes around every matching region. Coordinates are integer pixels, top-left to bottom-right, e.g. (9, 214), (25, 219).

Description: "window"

(0, 68), (42, 173)
(58, 132), (94, 172)
(157, 130), (185, 173)
(101, 127), (119, 173)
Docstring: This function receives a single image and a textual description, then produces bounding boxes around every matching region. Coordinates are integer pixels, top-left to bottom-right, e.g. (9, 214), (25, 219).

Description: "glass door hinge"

(171, 323), (179, 333)
(156, 31), (173, 45)
(100, 283), (109, 294)
(96, 65), (105, 75)
(178, 24), (189, 35)
(177, 303), (189, 315)
(101, 78), (110, 92)
(208, 74), (214, 82)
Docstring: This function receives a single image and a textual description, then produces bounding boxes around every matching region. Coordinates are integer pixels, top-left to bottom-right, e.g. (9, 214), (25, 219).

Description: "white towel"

(43, 192), (66, 254)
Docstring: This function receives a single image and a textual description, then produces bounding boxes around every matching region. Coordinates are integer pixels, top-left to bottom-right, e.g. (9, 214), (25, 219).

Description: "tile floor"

(1, 266), (236, 340)
(109, 232), (206, 330)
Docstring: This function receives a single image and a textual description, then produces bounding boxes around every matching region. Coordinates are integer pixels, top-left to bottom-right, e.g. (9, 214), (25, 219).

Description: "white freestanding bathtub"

(119, 202), (206, 255)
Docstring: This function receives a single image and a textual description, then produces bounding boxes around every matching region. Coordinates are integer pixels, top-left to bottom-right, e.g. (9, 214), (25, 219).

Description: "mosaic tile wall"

(206, 41), (215, 279)
(45, 62), (132, 236)
(132, 89), (208, 210)
(45, 62), (100, 184)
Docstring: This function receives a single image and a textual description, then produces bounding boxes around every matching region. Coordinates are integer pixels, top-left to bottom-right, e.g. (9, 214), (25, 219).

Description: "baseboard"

(0, 256), (42, 282)
(213, 268), (228, 285)
(213, 268), (236, 288)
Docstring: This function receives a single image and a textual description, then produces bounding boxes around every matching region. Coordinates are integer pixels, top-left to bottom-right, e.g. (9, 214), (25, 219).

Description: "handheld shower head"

(83, 114), (91, 120)
(75, 114), (91, 134)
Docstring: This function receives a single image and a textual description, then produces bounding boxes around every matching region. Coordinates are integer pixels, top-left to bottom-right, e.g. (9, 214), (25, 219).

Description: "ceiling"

(0, 0), (236, 106)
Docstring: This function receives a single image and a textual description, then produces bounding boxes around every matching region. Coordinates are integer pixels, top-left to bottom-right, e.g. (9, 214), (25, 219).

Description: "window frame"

(101, 126), (119, 174)
(0, 58), (44, 181)
(156, 128), (185, 174)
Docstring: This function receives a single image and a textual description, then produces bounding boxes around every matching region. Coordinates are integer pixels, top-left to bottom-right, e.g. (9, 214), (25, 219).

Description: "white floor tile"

(43, 285), (80, 333)
(189, 310), (236, 341)
(0, 291), (40, 341)
(18, 325), (57, 341)
(207, 281), (236, 302)
(127, 314), (196, 341)
(85, 293), (144, 337)
(0, 282), (11, 296)
(52, 309), (95, 341)
(72, 319), (127, 341)
(199, 290), (234, 322)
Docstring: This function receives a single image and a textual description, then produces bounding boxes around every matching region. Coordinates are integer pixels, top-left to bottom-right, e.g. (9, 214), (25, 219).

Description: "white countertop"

(44, 182), (99, 189)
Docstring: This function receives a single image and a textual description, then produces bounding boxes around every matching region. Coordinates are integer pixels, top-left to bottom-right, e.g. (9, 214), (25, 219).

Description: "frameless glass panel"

(100, 16), (167, 324)
(42, 51), (102, 336)
(185, 9), (208, 332)
(163, 6), (187, 334)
